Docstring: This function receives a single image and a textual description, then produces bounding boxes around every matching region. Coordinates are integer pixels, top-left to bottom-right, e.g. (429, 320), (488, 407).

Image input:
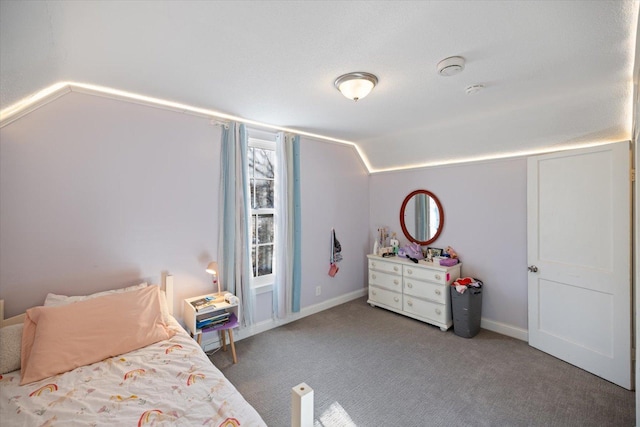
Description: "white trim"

(0, 82), (373, 170)
(248, 136), (277, 150)
(480, 317), (528, 341)
(0, 84), (71, 128)
(251, 274), (274, 289)
(2, 81), (621, 175)
(201, 288), (367, 351)
(253, 282), (274, 295)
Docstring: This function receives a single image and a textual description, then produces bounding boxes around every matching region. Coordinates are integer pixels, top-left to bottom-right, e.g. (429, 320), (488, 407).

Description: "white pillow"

(44, 282), (148, 307)
(43, 282), (171, 324)
(0, 323), (23, 374)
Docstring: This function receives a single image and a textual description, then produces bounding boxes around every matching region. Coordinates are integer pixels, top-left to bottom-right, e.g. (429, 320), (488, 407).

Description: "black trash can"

(450, 279), (483, 338)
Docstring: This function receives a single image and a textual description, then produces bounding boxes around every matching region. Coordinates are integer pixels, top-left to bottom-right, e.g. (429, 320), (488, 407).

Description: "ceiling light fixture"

(334, 72), (378, 101)
(437, 56), (465, 76)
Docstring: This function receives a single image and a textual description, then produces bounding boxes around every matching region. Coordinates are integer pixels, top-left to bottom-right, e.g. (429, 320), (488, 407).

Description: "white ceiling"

(1, 1), (638, 172)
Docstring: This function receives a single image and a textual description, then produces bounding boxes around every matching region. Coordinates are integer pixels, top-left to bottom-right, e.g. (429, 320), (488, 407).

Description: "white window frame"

(247, 131), (277, 292)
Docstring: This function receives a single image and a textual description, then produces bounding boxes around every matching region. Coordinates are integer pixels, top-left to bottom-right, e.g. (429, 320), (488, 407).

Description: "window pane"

(253, 148), (275, 179)
(255, 179), (274, 209)
(251, 215), (256, 245)
(257, 245), (273, 276)
(251, 247), (257, 276)
(257, 214), (274, 244)
(248, 147), (255, 178)
(250, 178), (257, 209)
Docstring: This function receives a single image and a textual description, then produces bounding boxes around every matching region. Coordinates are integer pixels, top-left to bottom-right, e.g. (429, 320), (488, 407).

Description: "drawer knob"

(435, 274), (441, 280)
(407, 283), (413, 288)
(436, 308), (442, 315)
(372, 290), (377, 295)
(407, 300), (413, 306)
(435, 289), (441, 295)
(394, 280), (399, 285)
(393, 266), (399, 272)
(371, 262), (376, 267)
(372, 274), (377, 279)
(407, 269), (413, 274)
(394, 297), (400, 302)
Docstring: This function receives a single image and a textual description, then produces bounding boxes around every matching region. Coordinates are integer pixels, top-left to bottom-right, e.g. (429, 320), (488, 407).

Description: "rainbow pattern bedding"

(0, 317), (266, 426)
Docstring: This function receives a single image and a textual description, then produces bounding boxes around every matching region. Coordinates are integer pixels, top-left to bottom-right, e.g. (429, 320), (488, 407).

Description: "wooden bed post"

(0, 299), (26, 327)
(165, 274), (174, 316)
(291, 382), (314, 427)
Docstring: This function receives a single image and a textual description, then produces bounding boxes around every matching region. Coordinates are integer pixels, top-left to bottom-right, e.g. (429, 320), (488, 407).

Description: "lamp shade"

(206, 261), (218, 275)
(334, 72), (378, 101)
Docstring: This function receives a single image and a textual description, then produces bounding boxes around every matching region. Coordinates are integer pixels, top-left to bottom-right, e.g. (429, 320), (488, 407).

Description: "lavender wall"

(0, 89), (521, 333)
(298, 139), (369, 307)
(0, 91), (370, 323)
(369, 159), (528, 333)
(251, 139), (370, 323)
(0, 92), (221, 317)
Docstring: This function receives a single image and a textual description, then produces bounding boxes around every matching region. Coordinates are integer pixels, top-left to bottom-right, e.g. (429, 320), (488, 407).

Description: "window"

(247, 133), (276, 285)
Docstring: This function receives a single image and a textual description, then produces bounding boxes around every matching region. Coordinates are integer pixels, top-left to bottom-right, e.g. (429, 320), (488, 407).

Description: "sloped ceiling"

(1, 1), (638, 172)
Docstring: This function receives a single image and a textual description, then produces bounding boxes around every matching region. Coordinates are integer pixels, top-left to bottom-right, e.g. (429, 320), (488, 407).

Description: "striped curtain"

(274, 133), (302, 317)
(218, 123), (254, 326)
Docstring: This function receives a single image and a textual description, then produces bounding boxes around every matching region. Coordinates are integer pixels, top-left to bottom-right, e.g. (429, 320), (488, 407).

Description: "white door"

(527, 142), (632, 389)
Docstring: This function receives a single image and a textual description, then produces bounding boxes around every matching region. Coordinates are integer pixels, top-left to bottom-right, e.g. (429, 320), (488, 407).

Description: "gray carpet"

(210, 297), (635, 426)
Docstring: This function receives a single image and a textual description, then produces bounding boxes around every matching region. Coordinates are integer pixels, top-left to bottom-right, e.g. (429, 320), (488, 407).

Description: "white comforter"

(0, 319), (266, 427)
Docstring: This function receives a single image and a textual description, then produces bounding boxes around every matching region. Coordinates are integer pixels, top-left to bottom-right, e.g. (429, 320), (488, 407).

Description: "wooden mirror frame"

(399, 189), (444, 245)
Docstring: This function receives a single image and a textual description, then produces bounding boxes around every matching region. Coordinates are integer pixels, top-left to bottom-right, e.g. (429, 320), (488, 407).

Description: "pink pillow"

(20, 285), (175, 385)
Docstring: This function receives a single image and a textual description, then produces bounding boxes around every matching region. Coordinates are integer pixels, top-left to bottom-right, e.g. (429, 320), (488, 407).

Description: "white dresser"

(367, 254), (462, 331)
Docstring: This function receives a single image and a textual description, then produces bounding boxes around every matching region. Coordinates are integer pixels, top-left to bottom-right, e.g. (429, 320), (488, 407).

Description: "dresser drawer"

(403, 279), (447, 304)
(403, 265), (449, 285)
(368, 259), (402, 275)
(369, 286), (402, 310)
(369, 270), (402, 292)
(403, 297), (448, 324)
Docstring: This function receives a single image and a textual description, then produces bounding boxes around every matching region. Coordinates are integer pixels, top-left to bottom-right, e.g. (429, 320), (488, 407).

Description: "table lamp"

(206, 261), (221, 296)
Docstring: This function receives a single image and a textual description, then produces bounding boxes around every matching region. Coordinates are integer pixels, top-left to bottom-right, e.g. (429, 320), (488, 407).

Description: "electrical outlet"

(315, 286), (321, 296)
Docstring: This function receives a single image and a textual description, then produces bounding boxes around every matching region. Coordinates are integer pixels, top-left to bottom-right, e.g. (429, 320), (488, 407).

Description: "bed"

(0, 277), (267, 426)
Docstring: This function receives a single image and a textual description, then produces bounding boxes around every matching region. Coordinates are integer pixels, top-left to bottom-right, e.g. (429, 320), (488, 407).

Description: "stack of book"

(196, 311), (231, 330)
(190, 296), (217, 312)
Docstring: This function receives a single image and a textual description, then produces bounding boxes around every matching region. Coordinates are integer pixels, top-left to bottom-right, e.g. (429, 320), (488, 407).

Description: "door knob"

(528, 265), (538, 273)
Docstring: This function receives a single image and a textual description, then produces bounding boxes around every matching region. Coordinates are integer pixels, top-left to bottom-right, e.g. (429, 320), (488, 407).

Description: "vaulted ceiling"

(1, 1), (638, 172)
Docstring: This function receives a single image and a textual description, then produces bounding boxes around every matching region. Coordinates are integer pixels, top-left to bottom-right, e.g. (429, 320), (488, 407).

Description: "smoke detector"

(437, 56), (465, 76)
(465, 84), (484, 95)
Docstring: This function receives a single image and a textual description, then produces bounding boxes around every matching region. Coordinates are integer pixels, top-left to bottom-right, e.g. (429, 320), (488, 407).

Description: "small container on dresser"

(367, 254), (461, 331)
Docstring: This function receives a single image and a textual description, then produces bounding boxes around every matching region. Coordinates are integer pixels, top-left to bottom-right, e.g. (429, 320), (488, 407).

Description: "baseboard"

(481, 317), (528, 341)
(202, 288), (367, 351)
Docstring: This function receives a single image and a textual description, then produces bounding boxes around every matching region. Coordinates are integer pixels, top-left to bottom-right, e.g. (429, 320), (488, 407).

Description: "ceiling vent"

(437, 56), (465, 77)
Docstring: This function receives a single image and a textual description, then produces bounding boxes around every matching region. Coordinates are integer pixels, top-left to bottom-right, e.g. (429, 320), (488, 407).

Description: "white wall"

(369, 158), (528, 335)
(0, 91), (370, 325)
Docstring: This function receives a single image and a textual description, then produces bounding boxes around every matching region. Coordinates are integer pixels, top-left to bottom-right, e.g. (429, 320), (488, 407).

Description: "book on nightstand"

(197, 312), (231, 330)
(190, 297), (216, 312)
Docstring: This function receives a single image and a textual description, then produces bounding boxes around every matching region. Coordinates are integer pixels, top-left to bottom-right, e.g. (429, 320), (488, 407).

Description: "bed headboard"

(164, 273), (174, 316)
(0, 273), (174, 326)
(0, 300), (26, 328)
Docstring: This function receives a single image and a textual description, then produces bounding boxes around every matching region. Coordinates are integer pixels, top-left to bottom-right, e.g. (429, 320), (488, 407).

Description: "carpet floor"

(210, 297), (635, 426)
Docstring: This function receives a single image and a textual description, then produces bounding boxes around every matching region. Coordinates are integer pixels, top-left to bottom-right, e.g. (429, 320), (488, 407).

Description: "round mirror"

(399, 189), (444, 245)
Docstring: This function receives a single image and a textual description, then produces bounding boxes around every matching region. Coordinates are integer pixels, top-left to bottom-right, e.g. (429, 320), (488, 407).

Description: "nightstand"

(183, 293), (240, 363)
